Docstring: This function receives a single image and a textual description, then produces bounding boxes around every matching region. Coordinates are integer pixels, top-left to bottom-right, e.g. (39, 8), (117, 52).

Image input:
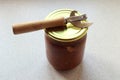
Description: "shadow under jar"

(45, 9), (88, 71)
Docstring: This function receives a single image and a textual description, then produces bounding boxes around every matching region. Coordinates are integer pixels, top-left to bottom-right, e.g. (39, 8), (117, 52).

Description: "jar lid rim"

(45, 9), (88, 42)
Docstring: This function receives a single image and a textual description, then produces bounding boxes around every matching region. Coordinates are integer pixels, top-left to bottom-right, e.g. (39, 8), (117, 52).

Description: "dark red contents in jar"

(45, 34), (87, 71)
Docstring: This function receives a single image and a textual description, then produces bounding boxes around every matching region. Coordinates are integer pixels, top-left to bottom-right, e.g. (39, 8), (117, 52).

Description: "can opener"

(13, 10), (92, 34)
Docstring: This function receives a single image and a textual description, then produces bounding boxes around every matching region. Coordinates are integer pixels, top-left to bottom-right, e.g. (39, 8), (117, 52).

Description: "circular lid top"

(45, 9), (88, 42)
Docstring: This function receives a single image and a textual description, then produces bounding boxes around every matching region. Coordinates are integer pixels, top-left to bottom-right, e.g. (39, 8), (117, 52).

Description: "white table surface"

(0, 0), (120, 80)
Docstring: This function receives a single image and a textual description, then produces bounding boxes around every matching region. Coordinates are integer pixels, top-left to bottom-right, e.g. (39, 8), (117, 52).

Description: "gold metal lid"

(45, 9), (88, 42)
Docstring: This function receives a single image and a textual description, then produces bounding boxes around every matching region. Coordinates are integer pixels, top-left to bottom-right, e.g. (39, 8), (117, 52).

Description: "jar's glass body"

(45, 33), (87, 71)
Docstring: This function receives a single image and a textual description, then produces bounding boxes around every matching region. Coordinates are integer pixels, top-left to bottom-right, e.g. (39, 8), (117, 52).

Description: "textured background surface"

(0, 0), (120, 80)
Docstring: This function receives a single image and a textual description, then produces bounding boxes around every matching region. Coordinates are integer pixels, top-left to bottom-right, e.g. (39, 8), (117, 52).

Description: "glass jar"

(45, 9), (88, 71)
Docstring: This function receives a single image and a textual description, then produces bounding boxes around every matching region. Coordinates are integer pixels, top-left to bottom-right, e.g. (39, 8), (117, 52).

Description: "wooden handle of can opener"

(13, 17), (65, 34)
